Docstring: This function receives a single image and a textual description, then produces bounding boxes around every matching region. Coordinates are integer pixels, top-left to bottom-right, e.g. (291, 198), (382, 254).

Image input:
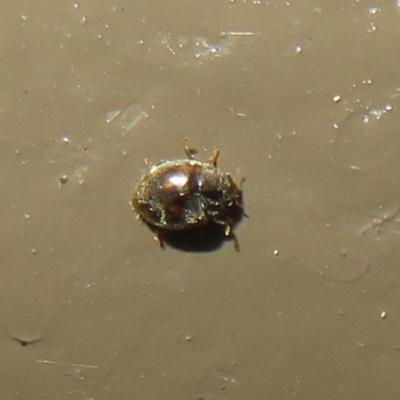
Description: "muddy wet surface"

(2, 1), (400, 399)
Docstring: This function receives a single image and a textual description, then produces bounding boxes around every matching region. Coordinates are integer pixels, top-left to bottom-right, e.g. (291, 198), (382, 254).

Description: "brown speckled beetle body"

(131, 139), (245, 250)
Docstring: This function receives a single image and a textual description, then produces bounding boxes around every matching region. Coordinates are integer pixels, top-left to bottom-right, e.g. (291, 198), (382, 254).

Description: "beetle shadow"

(158, 224), (227, 252)
(147, 207), (245, 253)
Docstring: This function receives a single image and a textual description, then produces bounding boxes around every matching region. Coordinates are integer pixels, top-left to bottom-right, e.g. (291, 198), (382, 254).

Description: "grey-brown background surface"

(2, 1), (400, 399)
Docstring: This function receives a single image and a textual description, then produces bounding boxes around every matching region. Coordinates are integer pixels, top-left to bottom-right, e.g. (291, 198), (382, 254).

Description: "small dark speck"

(12, 337), (42, 347)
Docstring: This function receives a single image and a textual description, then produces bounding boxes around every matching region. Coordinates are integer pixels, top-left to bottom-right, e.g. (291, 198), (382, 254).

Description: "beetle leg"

(225, 222), (240, 251)
(221, 218), (240, 251)
(224, 220), (232, 236)
(208, 149), (220, 167)
(154, 231), (165, 250)
(241, 209), (249, 219)
(235, 201), (249, 218)
(183, 137), (197, 159)
(231, 232), (240, 252)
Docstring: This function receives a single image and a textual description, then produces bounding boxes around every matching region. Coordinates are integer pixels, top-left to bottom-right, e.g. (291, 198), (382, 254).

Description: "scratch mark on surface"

(36, 359), (100, 369)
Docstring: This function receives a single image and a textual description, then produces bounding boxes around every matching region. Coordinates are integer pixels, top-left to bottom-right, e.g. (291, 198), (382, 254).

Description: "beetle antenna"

(208, 149), (219, 167)
(183, 137), (197, 159)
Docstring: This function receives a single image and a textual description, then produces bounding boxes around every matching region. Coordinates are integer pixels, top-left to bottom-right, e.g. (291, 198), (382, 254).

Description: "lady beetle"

(131, 139), (245, 250)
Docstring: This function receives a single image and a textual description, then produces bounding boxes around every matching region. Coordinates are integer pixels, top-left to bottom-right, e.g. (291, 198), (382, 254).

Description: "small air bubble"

(59, 175), (69, 184)
(367, 22), (377, 32)
(333, 94), (341, 103)
(294, 45), (302, 54)
(368, 6), (379, 14)
(61, 135), (71, 144)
